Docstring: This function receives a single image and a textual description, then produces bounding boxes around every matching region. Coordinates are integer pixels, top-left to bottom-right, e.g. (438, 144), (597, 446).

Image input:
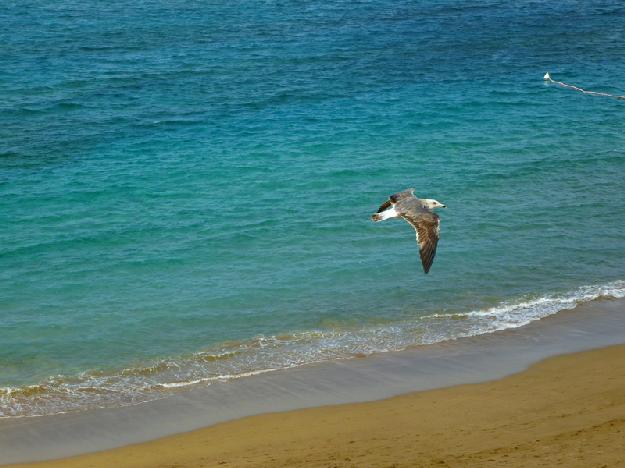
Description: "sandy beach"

(5, 341), (625, 467)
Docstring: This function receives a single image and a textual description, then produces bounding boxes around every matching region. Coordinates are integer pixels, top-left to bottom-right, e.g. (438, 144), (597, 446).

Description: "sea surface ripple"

(1, 0), (625, 416)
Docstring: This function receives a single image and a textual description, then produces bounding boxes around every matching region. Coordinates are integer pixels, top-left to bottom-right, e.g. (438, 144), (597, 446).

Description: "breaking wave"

(2, 280), (624, 418)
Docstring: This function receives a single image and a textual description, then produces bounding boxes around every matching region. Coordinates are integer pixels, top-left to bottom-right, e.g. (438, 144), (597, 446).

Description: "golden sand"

(7, 344), (625, 467)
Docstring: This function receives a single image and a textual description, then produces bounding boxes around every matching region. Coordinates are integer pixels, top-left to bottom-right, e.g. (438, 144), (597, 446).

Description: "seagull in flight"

(371, 188), (446, 274)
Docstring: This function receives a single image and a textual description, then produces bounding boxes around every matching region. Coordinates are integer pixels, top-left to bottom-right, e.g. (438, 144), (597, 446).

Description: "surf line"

(543, 72), (625, 100)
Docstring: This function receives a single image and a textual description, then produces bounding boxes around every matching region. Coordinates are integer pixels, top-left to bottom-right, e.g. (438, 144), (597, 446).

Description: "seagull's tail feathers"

(371, 206), (398, 222)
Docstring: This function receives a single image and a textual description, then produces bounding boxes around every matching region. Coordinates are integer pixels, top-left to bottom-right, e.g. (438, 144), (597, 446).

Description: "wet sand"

(2, 298), (625, 466)
(6, 342), (625, 467)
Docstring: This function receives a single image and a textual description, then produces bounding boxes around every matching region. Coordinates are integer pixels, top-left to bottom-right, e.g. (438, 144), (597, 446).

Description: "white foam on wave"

(463, 280), (625, 326)
(158, 368), (278, 388)
(2, 279), (625, 418)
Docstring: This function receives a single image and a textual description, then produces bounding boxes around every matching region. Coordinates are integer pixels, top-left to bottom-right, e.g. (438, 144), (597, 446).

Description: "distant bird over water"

(371, 188), (446, 274)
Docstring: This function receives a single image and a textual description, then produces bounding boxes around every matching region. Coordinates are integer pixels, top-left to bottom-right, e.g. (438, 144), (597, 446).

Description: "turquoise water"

(2, 0), (625, 416)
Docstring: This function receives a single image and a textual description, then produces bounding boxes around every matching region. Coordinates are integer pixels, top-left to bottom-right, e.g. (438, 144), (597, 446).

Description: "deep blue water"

(2, 0), (625, 416)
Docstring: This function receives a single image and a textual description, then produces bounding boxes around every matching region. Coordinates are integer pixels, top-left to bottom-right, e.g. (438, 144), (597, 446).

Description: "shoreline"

(2, 297), (625, 465)
(6, 281), (623, 420)
(7, 343), (625, 467)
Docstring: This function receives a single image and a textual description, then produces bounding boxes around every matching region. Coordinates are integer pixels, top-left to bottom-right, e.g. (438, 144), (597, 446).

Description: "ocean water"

(2, 0), (625, 417)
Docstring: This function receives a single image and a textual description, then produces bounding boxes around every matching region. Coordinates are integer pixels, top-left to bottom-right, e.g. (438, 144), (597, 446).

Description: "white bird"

(371, 188), (446, 274)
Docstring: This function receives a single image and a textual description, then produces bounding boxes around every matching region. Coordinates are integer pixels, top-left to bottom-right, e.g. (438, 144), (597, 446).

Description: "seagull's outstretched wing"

(376, 188), (415, 213)
(402, 212), (440, 274)
(389, 188), (415, 204)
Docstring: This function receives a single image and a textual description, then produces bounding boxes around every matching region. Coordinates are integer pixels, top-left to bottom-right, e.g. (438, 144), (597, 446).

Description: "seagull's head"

(423, 199), (447, 210)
